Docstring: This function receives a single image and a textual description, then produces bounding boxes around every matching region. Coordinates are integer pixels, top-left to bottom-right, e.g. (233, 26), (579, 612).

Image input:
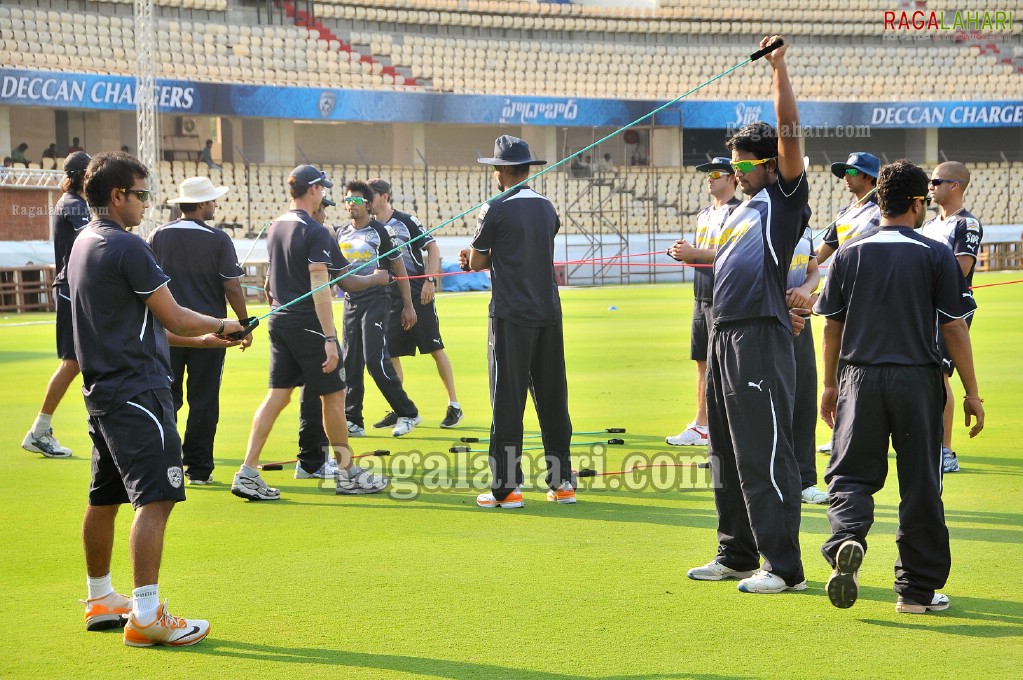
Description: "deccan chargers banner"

(3, 68), (1022, 129)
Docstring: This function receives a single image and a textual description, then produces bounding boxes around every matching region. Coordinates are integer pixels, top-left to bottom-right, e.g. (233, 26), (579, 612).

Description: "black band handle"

(605, 428), (626, 433)
(749, 39), (784, 62)
(226, 317), (259, 341)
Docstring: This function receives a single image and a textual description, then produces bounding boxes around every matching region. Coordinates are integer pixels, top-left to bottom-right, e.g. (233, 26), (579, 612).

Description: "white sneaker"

(896, 592), (950, 614)
(818, 440), (833, 454)
(687, 560), (756, 581)
(22, 429), (72, 457)
(347, 421), (365, 437)
(737, 570), (807, 594)
(666, 422), (708, 446)
(336, 464), (388, 494)
(801, 485), (829, 504)
(294, 461), (337, 479)
(476, 487), (525, 509)
(941, 448), (960, 473)
(392, 415), (422, 437)
(231, 470), (281, 500)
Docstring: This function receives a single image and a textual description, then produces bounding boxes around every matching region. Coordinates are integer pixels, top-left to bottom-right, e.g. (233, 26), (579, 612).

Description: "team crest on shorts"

(318, 91), (337, 118)
(167, 466), (184, 489)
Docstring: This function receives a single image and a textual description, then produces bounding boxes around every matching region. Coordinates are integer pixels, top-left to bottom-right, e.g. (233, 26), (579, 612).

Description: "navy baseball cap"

(288, 164), (333, 189)
(831, 152), (880, 179)
(695, 157), (733, 173)
(477, 135), (546, 166)
(64, 151), (91, 175)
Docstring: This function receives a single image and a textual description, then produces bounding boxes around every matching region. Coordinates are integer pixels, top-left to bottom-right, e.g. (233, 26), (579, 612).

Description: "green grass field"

(1, 273), (1020, 679)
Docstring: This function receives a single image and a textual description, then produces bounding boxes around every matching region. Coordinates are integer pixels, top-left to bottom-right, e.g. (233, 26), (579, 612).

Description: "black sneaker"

(826, 540), (863, 609)
(373, 411), (398, 429)
(439, 405), (464, 428)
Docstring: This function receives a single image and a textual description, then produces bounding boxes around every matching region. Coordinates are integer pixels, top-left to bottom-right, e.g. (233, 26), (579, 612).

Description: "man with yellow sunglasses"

(687, 35), (809, 595)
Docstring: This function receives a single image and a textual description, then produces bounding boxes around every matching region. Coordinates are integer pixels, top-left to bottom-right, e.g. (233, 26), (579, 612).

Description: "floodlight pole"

(135, 0), (160, 238)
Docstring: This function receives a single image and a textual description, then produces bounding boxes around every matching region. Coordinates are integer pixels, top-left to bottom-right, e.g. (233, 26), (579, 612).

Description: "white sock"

(132, 585), (160, 624)
(32, 413), (53, 436)
(240, 464), (259, 477)
(449, 401), (460, 409)
(87, 573), (114, 600)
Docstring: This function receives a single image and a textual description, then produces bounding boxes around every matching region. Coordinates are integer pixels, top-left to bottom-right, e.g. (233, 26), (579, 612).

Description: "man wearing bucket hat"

(813, 152), (881, 456)
(665, 156), (739, 449)
(148, 177), (249, 485)
(22, 151), (92, 458)
(458, 135), (574, 508)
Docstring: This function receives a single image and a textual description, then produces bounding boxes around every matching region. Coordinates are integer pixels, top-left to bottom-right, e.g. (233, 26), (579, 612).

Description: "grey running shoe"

(22, 429), (72, 457)
(347, 421), (366, 437)
(941, 448), (959, 473)
(231, 470), (281, 500)
(336, 464), (388, 495)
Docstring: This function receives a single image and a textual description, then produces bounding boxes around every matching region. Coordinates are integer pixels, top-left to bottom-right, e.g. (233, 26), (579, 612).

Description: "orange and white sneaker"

(547, 481), (577, 504)
(476, 487), (524, 509)
(83, 591), (132, 631)
(123, 600), (210, 648)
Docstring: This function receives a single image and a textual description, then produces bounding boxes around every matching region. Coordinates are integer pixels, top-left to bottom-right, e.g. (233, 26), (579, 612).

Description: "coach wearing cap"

(148, 177), (248, 485)
(459, 135), (575, 508)
(815, 152), (881, 265)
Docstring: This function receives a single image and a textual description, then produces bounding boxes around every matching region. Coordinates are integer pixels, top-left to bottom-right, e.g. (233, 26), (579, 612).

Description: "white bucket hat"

(167, 176), (230, 204)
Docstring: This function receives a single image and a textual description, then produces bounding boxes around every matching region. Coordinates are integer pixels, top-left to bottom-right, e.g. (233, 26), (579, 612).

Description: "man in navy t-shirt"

(232, 166), (392, 500)
(149, 176), (249, 485)
(687, 36), (809, 595)
(70, 151), (243, 646)
(23, 151), (91, 458)
(368, 177), (464, 430)
(460, 135), (574, 509)
(814, 159), (984, 613)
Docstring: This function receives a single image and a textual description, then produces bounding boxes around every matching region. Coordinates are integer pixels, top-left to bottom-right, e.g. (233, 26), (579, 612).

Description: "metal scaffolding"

(135, 0), (160, 237)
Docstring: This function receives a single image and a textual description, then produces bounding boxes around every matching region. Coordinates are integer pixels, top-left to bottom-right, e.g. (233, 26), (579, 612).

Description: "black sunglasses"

(929, 178), (958, 187)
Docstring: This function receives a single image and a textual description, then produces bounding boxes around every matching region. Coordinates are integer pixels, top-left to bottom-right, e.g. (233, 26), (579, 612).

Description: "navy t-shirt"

(814, 226), (976, 366)
(266, 209), (338, 329)
(148, 218), (244, 317)
(52, 191), (91, 287)
(692, 197), (740, 302)
(67, 219), (173, 416)
(335, 219), (400, 302)
(471, 185), (562, 327)
(920, 208), (983, 289)
(384, 210), (433, 292)
(712, 172), (809, 327)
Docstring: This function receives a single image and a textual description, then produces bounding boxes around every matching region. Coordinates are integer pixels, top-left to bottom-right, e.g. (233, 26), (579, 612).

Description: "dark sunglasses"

(119, 188), (151, 202)
(929, 178), (958, 187)
(909, 195), (932, 207)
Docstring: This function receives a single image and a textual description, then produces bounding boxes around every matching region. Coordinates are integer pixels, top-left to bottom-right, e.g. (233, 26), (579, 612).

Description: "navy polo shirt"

(814, 226), (976, 366)
(266, 209), (339, 328)
(148, 218), (244, 317)
(712, 172), (809, 327)
(384, 210), (433, 290)
(52, 191), (91, 287)
(822, 196), (880, 251)
(335, 219), (400, 302)
(471, 185), (562, 327)
(67, 219), (172, 416)
(920, 208), (983, 289)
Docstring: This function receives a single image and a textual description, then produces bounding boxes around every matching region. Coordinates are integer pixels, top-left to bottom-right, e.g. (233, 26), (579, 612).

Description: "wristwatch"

(426, 276), (436, 284)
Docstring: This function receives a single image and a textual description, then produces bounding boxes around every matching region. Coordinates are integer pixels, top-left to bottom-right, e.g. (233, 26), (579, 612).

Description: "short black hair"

(178, 202), (200, 213)
(345, 180), (373, 203)
(725, 122), (778, 161)
(504, 163), (532, 178)
(83, 151), (149, 209)
(876, 159), (929, 219)
(61, 172), (85, 195)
